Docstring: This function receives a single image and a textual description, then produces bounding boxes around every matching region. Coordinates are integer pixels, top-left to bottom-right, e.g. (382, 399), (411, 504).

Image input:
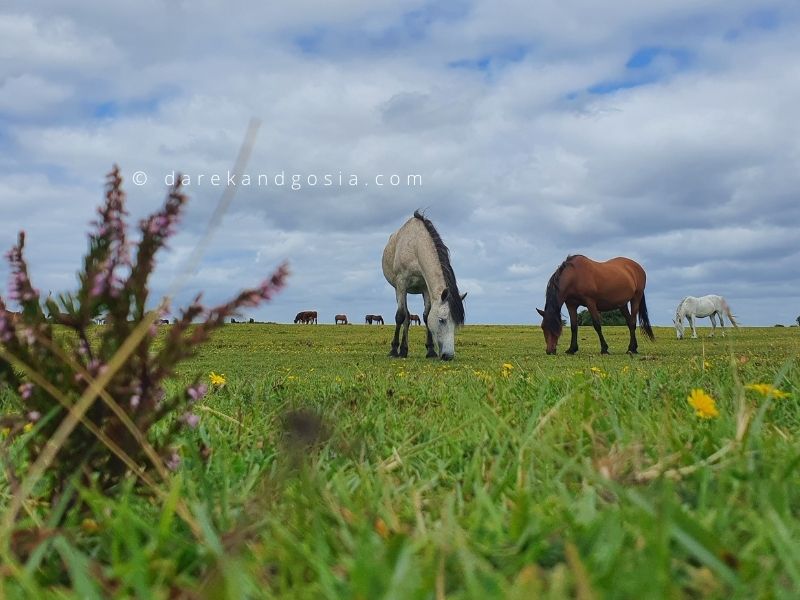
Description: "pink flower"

(19, 383), (34, 399)
(165, 451), (181, 472)
(181, 412), (200, 429)
(187, 383), (207, 401)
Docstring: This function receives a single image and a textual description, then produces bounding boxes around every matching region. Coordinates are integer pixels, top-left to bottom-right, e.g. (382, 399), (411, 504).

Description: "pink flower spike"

(181, 412), (200, 429)
(165, 451), (181, 472)
(188, 383), (207, 401)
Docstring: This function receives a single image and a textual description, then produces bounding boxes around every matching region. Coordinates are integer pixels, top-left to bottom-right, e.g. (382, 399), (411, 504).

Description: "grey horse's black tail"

(639, 294), (655, 341)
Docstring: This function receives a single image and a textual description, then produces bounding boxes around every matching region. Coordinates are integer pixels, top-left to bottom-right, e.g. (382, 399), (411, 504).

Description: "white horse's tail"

(721, 298), (739, 328)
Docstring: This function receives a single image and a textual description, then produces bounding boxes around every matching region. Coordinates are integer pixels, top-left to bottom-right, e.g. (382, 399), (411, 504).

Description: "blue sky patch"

(293, 1), (470, 55)
(626, 47), (691, 70)
(448, 43), (529, 72)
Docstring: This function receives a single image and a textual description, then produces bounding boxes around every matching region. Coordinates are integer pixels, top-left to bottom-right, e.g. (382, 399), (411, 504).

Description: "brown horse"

(409, 314), (421, 325)
(365, 314), (384, 325)
(335, 314), (348, 325)
(537, 255), (654, 355)
(294, 310), (318, 324)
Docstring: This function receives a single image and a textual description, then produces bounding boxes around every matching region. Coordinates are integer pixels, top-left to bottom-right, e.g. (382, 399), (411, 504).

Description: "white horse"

(382, 211), (466, 360)
(674, 295), (738, 339)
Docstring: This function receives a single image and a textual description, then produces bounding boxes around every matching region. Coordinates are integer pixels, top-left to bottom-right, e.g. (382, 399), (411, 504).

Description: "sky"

(1, 1), (799, 327)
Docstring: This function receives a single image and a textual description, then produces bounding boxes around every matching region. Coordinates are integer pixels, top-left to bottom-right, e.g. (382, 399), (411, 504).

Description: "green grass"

(3, 324), (800, 598)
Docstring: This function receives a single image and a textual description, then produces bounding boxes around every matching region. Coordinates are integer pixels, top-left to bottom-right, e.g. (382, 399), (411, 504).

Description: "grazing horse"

(674, 295), (738, 339)
(409, 314), (421, 325)
(382, 210), (466, 360)
(537, 255), (654, 355)
(294, 310), (317, 324)
(335, 314), (348, 325)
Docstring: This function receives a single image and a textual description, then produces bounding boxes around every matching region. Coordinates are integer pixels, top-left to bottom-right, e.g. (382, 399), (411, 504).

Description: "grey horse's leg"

(717, 311), (726, 337)
(689, 314), (698, 338)
(389, 288), (408, 357)
(422, 289), (436, 358)
(709, 313), (717, 337)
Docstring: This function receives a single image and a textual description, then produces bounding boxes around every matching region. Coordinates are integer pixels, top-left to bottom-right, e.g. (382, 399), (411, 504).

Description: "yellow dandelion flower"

(687, 389), (719, 419)
(501, 363), (514, 378)
(621, 365), (630, 374)
(209, 372), (226, 387)
(590, 366), (606, 378)
(744, 383), (790, 399)
(374, 517), (390, 539)
(81, 518), (100, 534)
(23, 423), (33, 433)
(1, 427), (10, 437)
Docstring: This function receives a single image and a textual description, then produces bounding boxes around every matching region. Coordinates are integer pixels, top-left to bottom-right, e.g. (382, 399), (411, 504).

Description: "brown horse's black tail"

(639, 294), (655, 341)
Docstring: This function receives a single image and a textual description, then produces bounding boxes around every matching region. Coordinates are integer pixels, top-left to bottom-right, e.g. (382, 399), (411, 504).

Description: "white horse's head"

(674, 317), (684, 339)
(430, 288), (467, 360)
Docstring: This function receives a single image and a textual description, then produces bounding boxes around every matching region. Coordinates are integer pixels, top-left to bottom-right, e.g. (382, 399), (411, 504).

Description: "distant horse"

(335, 314), (348, 325)
(537, 255), (654, 355)
(409, 314), (421, 325)
(674, 295), (738, 339)
(365, 314), (384, 325)
(383, 210), (466, 360)
(294, 310), (317, 324)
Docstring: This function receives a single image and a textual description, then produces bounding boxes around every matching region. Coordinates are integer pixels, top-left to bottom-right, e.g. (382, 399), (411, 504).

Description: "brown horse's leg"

(566, 303), (579, 354)
(621, 303), (638, 353)
(586, 301), (609, 354)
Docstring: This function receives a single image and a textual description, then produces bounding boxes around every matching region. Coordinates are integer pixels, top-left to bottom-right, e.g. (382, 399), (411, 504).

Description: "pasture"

(3, 324), (800, 598)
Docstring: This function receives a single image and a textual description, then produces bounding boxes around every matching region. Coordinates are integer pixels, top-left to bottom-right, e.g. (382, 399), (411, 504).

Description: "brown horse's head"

(537, 308), (562, 354)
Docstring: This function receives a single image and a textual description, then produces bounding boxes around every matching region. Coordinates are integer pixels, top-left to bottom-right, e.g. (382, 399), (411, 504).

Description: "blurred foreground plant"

(0, 166), (287, 503)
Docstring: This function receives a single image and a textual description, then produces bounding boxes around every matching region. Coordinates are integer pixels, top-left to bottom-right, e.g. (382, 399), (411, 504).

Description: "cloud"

(1, 1), (800, 327)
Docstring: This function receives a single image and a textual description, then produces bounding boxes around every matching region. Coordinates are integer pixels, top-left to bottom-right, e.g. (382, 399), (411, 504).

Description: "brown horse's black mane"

(414, 210), (465, 325)
(542, 255), (582, 335)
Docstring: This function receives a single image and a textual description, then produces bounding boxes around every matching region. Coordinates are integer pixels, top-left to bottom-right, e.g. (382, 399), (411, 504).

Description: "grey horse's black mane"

(413, 210), (465, 325)
(542, 254), (581, 335)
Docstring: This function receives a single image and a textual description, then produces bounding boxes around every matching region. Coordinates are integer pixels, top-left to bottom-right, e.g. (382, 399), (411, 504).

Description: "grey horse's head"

(430, 288), (467, 360)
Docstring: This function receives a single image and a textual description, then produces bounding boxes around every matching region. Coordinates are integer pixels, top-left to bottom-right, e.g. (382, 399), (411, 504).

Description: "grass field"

(2, 323), (800, 598)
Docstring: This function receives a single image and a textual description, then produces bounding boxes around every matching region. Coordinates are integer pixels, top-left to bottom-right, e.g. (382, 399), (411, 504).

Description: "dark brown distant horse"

(294, 310), (318, 324)
(335, 314), (348, 325)
(365, 314), (384, 325)
(537, 255), (654, 355)
(409, 314), (421, 325)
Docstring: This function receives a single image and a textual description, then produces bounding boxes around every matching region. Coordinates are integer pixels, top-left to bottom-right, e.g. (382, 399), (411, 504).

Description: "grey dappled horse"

(382, 211), (466, 360)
